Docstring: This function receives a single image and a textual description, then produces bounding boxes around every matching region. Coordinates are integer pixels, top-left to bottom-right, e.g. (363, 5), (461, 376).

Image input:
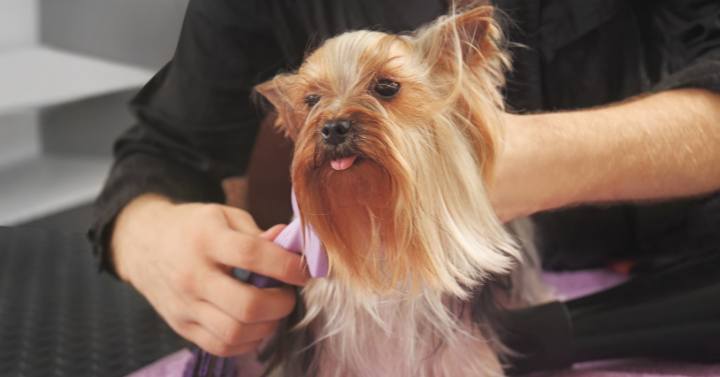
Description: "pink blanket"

(128, 270), (720, 377)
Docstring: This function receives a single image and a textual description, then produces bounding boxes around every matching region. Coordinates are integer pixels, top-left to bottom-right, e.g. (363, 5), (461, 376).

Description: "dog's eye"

(372, 79), (401, 100)
(304, 94), (321, 108)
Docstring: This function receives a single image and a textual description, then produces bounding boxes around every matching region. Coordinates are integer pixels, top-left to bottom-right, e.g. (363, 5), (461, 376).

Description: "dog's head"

(256, 6), (518, 296)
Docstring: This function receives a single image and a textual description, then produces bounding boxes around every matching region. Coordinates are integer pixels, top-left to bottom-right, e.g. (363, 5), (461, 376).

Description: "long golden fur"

(255, 5), (547, 376)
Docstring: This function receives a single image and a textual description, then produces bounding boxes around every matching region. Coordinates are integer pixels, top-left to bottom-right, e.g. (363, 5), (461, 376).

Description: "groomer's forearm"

(501, 89), (720, 217)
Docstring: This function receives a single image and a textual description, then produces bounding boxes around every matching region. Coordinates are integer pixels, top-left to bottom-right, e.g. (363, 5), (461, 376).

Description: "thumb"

(260, 224), (287, 241)
(219, 206), (261, 234)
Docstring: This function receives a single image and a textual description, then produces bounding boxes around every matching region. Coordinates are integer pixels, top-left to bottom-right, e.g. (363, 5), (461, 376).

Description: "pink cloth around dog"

(272, 192), (328, 278)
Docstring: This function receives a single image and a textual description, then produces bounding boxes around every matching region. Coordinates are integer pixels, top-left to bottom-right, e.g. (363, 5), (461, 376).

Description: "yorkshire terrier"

(255, 5), (548, 377)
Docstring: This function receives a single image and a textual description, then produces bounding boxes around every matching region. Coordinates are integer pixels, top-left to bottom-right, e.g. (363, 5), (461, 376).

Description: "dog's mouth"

(322, 142), (362, 171)
(330, 155), (358, 171)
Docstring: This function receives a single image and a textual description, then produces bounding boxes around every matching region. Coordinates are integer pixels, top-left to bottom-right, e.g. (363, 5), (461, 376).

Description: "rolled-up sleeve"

(647, 0), (720, 93)
(88, 0), (283, 275)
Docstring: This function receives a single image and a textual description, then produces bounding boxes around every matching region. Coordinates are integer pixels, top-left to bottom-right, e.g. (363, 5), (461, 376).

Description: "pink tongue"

(330, 155), (357, 171)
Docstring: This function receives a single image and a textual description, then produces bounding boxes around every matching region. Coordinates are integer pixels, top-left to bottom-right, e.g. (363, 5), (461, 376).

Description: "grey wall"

(0, 0), (38, 50)
(40, 0), (189, 70)
(0, 111), (39, 169)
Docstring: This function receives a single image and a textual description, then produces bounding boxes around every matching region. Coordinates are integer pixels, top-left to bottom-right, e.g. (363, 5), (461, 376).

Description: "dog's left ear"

(255, 74), (302, 138)
(414, 5), (502, 67)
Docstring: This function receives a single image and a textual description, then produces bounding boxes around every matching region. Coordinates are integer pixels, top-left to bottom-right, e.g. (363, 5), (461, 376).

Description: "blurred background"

(0, 2), (195, 376)
(0, 0), (189, 231)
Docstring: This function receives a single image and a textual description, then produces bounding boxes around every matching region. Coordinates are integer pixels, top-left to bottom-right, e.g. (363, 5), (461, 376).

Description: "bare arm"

(493, 88), (720, 221)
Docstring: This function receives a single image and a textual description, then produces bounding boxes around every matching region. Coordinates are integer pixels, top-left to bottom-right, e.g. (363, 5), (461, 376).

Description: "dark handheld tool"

(501, 250), (720, 375)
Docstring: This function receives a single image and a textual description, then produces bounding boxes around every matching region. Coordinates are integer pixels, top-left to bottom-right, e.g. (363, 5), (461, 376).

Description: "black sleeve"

(88, 0), (284, 276)
(645, 0), (720, 93)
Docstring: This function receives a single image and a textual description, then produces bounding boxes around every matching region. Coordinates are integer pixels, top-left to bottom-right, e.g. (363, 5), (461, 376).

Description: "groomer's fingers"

(200, 270), (298, 323)
(183, 322), (263, 357)
(193, 301), (281, 346)
(153, 294), (255, 356)
(209, 231), (310, 286)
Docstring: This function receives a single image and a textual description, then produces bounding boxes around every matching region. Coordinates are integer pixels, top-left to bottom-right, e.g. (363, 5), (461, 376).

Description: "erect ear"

(254, 74), (302, 139)
(414, 5), (501, 66)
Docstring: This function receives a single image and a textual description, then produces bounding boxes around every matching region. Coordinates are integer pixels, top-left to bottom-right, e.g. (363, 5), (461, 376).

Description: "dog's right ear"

(254, 74), (302, 139)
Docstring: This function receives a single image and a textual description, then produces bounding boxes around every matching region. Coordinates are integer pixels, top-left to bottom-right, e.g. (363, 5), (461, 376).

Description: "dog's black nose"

(321, 119), (352, 145)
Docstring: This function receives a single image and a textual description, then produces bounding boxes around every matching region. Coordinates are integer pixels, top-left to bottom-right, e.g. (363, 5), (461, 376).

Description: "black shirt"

(89, 0), (720, 274)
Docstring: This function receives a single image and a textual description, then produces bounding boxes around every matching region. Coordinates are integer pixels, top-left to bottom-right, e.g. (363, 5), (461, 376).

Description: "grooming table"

(0, 226), (186, 377)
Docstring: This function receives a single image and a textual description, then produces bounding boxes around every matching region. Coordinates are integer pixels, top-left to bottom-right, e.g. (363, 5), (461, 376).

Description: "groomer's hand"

(111, 194), (310, 357)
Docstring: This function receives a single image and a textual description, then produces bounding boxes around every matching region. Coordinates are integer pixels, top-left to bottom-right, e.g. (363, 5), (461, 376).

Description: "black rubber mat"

(21, 203), (95, 234)
(0, 226), (186, 377)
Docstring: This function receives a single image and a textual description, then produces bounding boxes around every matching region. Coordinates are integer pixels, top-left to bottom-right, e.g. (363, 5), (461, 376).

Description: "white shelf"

(0, 156), (112, 225)
(0, 46), (152, 115)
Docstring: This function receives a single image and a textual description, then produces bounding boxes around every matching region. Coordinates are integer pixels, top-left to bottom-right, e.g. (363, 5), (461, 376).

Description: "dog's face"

(257, 7), (517, 295)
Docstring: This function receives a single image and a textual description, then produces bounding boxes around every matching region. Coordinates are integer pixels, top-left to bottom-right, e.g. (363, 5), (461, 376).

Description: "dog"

(255, 5), (548, 376)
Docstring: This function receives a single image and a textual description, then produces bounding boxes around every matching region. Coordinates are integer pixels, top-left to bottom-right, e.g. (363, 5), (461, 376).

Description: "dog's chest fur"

(301, 279), (504, 377)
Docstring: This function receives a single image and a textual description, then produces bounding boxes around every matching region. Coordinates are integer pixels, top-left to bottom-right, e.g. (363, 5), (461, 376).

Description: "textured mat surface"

(0, 226), (186, 377)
